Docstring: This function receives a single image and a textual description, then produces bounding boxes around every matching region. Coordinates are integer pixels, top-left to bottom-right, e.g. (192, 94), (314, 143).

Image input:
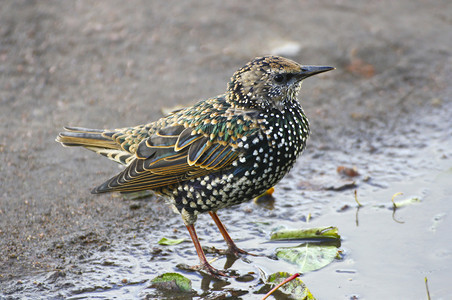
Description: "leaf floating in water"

(390, 193), (421, 223)
(325, 181), (357, 191)
(391, 192), (421, 209)
(157, 237), (185, 246)
(276, 243), (340, 273)
(263, 272), (315, 300)
(337, 166), (360, 177)
(151, 272), (192, 292)
(270, 226), (341, 241)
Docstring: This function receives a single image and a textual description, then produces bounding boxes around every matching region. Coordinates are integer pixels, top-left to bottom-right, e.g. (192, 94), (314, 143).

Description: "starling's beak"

(297, 66), (335, 80)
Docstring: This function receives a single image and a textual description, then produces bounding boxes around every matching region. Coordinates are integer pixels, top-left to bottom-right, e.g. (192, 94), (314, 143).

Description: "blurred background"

(1, 1), (451, 299)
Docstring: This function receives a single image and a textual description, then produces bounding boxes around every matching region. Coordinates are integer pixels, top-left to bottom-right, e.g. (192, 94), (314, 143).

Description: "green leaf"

(151, 272), (192, 292)
(270, 226), (340, 241)
(266, 272), (315, 299)
(276, 243), (339, 273)
(157, 237), (185, 246)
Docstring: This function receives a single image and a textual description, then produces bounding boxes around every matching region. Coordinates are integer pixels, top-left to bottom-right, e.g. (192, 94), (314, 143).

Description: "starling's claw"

(227, 245), (256, 258)
(177, 262), (234, 279)
(198, 263), (231, 278)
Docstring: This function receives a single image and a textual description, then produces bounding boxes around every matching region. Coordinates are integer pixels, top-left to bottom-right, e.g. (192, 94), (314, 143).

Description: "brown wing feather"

(92, 126), (238, 194)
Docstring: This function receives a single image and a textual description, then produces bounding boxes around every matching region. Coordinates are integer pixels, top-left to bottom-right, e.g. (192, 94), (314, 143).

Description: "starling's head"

(227, 56), (334, 111)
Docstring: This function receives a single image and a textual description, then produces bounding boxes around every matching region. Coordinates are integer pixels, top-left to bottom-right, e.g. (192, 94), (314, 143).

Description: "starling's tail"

(56, 126), (133, 165)
(56, 126), (117, 148)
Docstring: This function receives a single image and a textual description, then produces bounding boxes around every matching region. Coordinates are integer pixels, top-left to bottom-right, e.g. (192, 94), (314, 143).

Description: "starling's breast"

(237, 101), (310, 190)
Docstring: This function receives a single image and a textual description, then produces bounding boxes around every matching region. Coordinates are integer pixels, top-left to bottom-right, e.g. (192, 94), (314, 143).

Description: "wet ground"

(1, 1), (451, 299)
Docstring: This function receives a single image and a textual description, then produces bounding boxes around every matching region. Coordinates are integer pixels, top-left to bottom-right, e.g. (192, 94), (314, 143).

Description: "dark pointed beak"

(297, 66), (335, 80)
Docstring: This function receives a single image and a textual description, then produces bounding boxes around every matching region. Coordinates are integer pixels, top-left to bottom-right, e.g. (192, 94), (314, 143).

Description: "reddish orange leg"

(209, 211), (254, 257)
(185, 224), (227, 277)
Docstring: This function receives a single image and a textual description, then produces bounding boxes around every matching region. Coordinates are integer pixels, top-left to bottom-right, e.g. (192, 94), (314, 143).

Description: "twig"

(391, 192), (403, 208)
(355, 205), (360, 227)
(262, 273), (300, 300)
(425, 277), (431, 300)
(391, 192), (405, 224)
(354, 190), (362, 227)
(354, 190), (363, 207)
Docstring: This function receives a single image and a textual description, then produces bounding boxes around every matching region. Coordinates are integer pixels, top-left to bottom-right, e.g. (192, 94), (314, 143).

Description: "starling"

(56, 56), (333, 277)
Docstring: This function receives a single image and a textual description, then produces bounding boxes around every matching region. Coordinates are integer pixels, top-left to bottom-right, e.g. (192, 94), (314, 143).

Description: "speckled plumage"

(57, 56), (333, 276)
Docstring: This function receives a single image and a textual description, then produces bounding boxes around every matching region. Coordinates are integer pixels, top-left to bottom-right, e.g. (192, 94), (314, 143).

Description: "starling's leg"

(185, 224), (227, 277)
(209, 211), (255, 257)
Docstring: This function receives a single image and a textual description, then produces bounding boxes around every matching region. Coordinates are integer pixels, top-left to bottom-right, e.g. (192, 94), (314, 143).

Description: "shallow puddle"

(3, 101), (451, 299)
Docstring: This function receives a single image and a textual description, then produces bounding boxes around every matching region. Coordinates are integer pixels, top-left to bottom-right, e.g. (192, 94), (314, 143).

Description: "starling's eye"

(274, 74), (285, 83)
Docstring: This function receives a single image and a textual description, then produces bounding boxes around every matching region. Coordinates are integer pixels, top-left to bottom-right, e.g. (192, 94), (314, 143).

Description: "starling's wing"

(92, 125), (239, 193)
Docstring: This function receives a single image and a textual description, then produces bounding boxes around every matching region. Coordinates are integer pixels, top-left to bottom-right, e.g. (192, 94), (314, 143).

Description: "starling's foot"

(207, 211), (258, 259)
(199, 263), (230, 278)
(227, 244), (256, 258)
(177, 262), (232, 278)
